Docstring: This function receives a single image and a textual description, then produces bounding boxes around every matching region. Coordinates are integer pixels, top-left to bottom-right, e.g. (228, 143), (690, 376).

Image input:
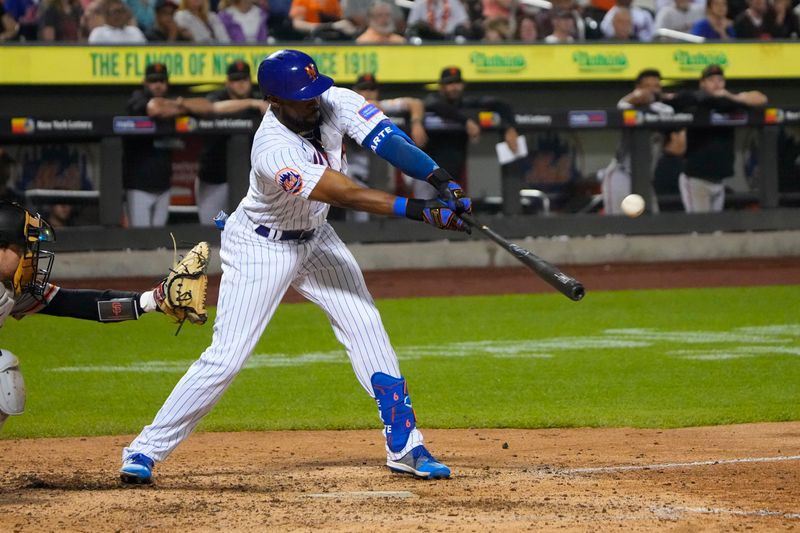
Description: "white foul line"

(560, 454), (800, 474)
(655, 505), (800, 520)
(307, 491), (416, 499)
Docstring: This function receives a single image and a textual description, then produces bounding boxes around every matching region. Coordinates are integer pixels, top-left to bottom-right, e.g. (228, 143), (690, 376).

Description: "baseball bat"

(458, 213), (586, 301)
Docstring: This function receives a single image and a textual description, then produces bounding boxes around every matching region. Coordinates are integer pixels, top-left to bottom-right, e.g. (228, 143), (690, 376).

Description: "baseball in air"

(621, 194), (645, 218)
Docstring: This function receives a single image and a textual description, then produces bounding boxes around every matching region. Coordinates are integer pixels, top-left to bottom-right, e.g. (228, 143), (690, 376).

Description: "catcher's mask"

(0, 202), (55, 300)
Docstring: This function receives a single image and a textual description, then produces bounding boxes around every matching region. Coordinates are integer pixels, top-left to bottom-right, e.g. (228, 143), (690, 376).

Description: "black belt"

(255, 225), (315, 242)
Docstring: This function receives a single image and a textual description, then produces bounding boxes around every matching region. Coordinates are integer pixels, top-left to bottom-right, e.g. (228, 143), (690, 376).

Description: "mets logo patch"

(358, 103), (380, 121)
(275, 168), (303, 195)
(304, 63), (319, 81)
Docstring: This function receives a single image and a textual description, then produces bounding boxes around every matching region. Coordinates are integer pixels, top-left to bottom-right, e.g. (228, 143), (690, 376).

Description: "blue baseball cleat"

(387, 445), (451, 479)
(120, 453), (155, 485)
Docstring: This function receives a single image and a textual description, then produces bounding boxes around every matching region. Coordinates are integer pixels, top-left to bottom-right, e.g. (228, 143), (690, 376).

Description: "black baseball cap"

(145, 62), (169, 82)
(227, 60), (251, 81)
(353, 73), (378, 90)
(701, 64), (724, 80)
(439, 66), (463, 84)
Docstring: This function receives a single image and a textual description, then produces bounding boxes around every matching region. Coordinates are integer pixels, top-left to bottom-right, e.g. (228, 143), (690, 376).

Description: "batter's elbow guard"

(371, 372), (416, 453)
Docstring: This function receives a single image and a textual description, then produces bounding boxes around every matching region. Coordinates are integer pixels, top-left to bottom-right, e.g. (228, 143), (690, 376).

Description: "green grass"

(2, 285), (799, 438)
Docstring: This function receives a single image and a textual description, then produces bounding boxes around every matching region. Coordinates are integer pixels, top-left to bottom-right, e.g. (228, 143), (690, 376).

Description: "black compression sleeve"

(39, 288), (144, 322)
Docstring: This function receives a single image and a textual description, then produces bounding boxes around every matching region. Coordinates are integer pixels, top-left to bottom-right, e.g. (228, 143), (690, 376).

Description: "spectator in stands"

(537, 0), (585, 41)
(216, 0), (269, 42)
(289, 0), (356, 40)
(667, 64), (767, 212)
(483, 15), (510, 40)
(513, 13), (539, 41)
(606, 6), (638, 39)
(655, 0), (705, 11)
(462, 0), (486, 40)
(421, 66), (519, 197)
(341, 0), (368, 29)
(125, 0), (156, 33)
(482, 0), (510, 20)
(602, 68), (674, 215)
(406, 0), (470, 40)
(80, 0), (106, 39)
(690, 0), (735, 39)
(600, 0), (654, 40)
(0, 1), (19, 41)
(766, 0), (799, 38)
(654, 0), (705, 34)
(4, 0), (38, 40)
(196, 61), (267, 225)
(345, 73), (428, 220)
(266, 0), (294, 37)
(355, 0), (405, 43)
(88, 0), (147, 42)
(545, 9), (575, 41)
(38, 0), (82, 40)
(146, 0), (190, 40)
(733, 0), (771, 38)
(175, 0), (224, 41)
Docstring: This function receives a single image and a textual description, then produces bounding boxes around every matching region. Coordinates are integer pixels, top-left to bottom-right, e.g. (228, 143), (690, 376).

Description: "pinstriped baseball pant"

(124, 209), (423, 463)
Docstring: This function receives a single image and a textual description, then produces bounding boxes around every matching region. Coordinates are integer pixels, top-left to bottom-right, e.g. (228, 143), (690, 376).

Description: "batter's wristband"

(392, 197), (408, 217)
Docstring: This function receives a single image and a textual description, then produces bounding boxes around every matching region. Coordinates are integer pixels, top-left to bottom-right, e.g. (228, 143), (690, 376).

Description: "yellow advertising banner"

(0, 43), (794, 85)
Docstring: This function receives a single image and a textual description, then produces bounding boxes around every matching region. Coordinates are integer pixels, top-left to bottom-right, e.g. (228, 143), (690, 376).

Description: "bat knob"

(570, 284), (586, 301)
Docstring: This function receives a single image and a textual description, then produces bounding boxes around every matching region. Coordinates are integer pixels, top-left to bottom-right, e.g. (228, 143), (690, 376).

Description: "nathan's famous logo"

(276, 167), (303, 195)
(11, 117), (35, 135)
(469, 52), (526, 74)
(672, 50), (729, 71)
(305, 63), (319, 81)
(572, 51), (628, 72)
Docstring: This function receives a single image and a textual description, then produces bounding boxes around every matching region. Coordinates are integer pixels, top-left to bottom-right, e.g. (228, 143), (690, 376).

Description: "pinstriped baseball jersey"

(241, 86), (388, 231)
(123, 84), (425, 466)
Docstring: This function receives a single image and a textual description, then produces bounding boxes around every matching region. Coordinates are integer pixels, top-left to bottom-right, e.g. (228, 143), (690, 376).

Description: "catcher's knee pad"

(0, 349), (26, 430)
(371, 372), (416, 453)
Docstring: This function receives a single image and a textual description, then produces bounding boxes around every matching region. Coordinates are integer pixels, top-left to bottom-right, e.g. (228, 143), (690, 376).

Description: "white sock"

(139, 290), (158, 313)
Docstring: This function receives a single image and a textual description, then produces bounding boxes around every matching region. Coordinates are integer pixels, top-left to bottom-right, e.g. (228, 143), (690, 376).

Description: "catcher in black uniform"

(0, 201), (209, 430)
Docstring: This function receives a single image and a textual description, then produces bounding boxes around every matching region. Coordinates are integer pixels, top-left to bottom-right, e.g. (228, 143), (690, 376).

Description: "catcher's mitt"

(155, 240), (210, 334)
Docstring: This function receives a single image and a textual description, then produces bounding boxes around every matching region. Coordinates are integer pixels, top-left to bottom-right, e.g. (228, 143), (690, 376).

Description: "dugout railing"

(1, 107), (799, 252)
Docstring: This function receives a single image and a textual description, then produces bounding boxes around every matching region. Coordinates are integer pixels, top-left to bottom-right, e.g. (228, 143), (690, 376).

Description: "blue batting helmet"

(257, 50), (334, 101)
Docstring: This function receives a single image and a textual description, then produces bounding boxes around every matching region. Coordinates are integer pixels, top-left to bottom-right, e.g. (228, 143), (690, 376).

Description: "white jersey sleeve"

(322, 86), (389, 146)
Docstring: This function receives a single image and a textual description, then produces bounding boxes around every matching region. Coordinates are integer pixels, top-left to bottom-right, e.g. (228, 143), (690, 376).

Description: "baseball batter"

(120, 49), (472, 484)
(0, 201), (209, 430)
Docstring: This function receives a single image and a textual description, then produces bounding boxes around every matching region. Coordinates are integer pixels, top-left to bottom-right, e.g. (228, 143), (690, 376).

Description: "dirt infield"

(4, 258), (798, 531)
(1, 424), (798, 531)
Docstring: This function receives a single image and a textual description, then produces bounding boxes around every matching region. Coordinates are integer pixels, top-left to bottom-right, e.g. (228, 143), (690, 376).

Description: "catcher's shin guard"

(371, 372), (416, 453)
